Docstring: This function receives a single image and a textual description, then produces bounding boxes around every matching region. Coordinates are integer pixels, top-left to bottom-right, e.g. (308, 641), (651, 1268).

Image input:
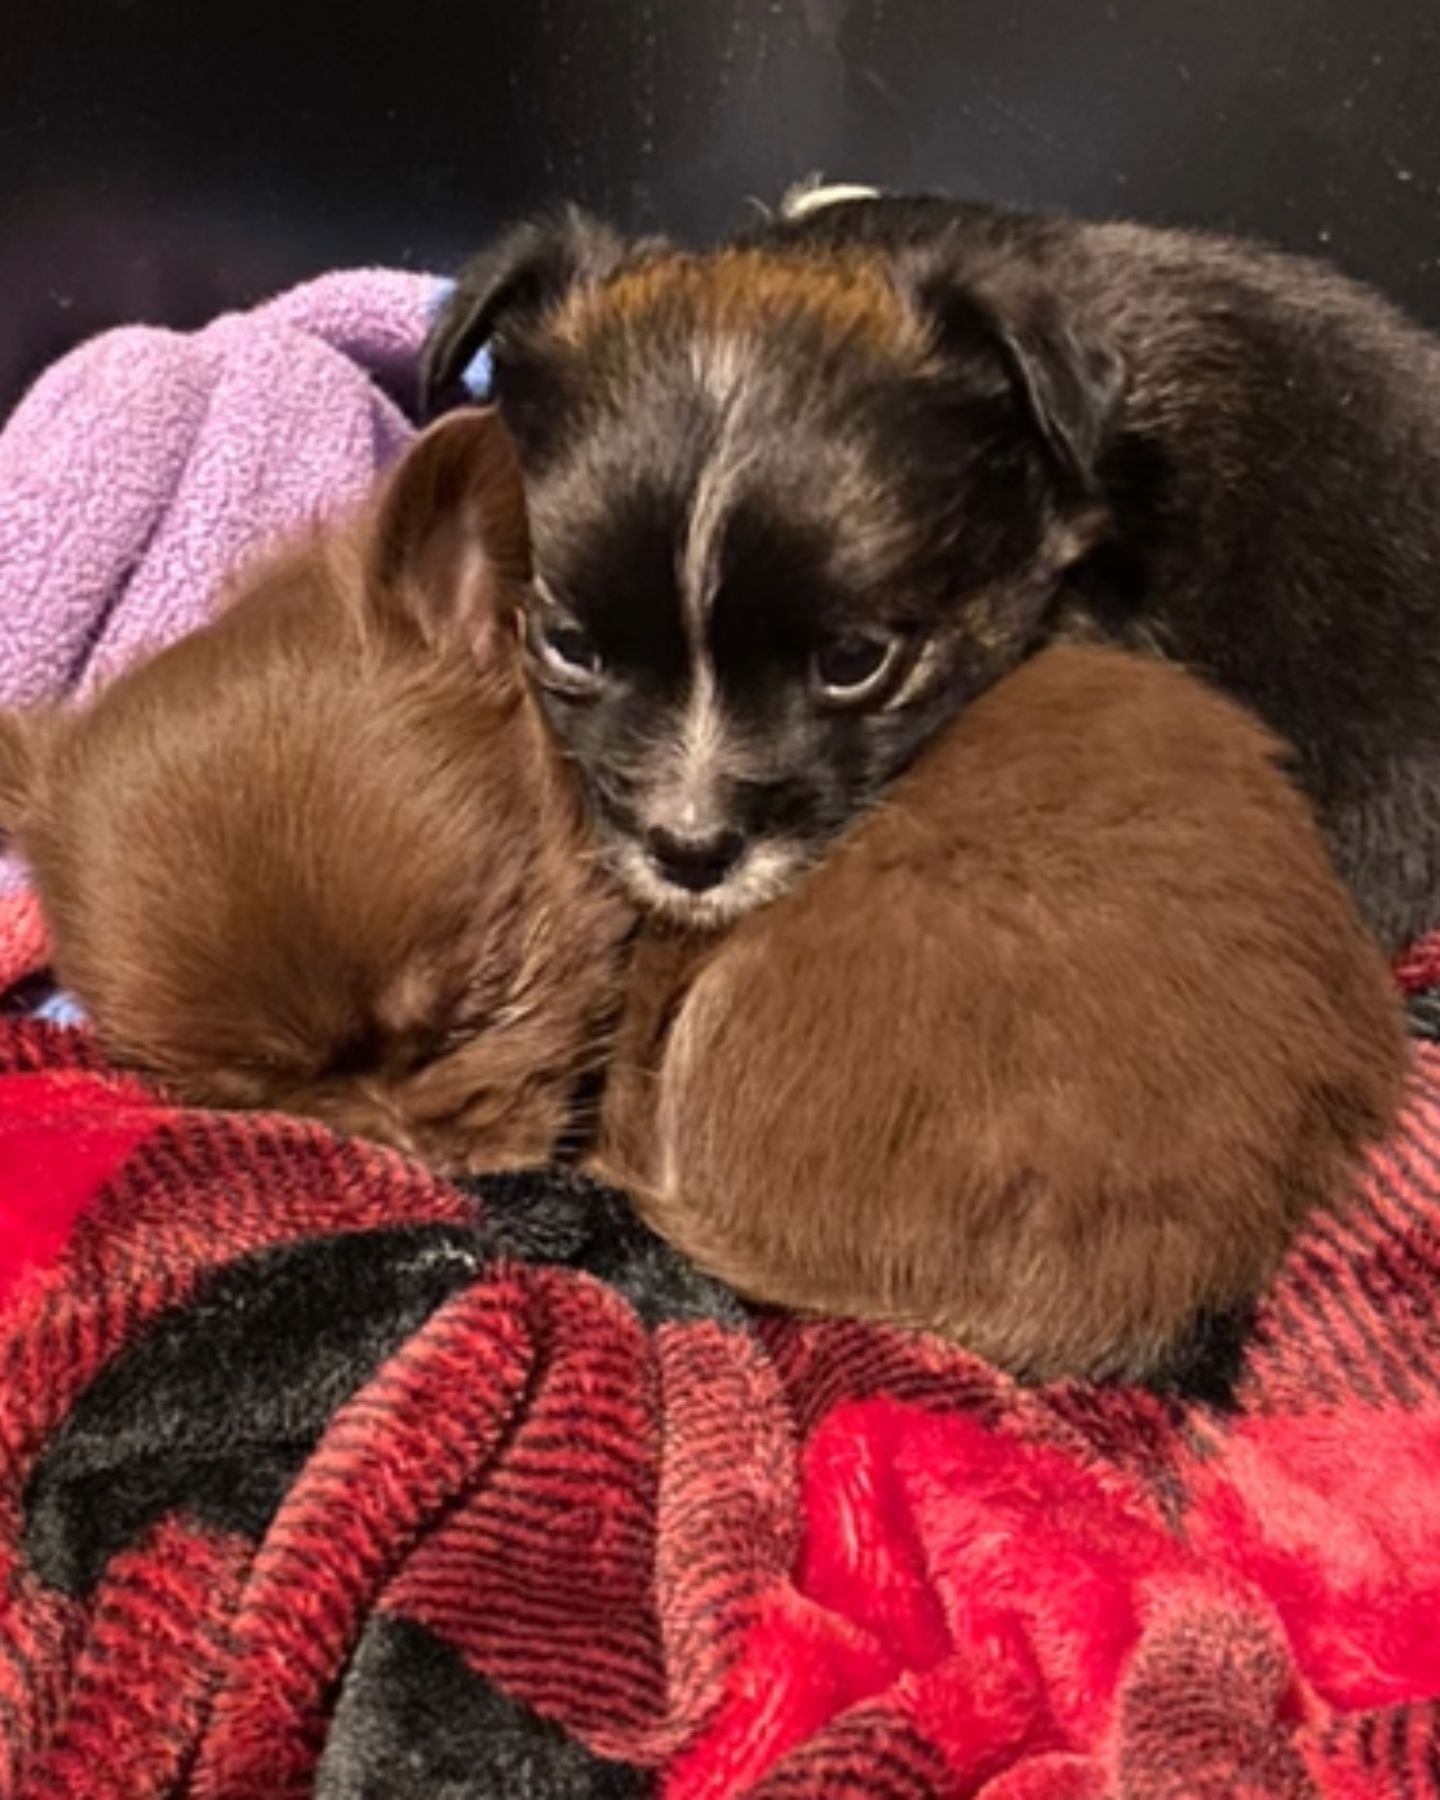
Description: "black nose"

(644, 825), (746, 893)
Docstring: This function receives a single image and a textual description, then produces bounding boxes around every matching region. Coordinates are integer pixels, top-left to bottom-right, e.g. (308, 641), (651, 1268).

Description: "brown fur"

(552, 247), (925, 361)
(0, 412), (634, 1172)
(597, 645), (1408, 1382)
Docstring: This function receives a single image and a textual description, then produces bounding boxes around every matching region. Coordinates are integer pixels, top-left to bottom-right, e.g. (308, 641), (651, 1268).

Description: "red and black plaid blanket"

(5, 893), (1440, 1798)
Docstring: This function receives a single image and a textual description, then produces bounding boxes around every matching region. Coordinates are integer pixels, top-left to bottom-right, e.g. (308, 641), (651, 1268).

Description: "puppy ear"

(365, 408), (530, 659)
(0, 712), (39, 839)
(896, 246), (1125, 491)
(420, 207), (631, 417)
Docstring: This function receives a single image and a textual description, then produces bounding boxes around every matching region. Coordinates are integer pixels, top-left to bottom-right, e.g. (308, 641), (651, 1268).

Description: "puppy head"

(3, 410), (632, 1171)
(423, 203), (1123, 924)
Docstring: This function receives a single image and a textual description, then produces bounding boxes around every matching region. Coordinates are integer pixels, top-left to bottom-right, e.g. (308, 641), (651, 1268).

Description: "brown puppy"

(0, 411), (633, 1171)
(598, 645), (1408, 1383)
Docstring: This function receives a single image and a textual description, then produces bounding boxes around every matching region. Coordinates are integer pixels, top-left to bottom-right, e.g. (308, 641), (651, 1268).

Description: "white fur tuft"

(779, 177), (881, 220)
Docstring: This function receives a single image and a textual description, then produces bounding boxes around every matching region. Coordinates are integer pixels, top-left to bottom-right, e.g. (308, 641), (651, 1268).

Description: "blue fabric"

(34, 991), (88, 1028)
(425, 277), (494, 401)
(461, 344), (495, 402)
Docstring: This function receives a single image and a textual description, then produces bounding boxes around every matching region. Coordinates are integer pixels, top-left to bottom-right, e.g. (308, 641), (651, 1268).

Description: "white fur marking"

(886, 638), (944, 711)
(670, 430), (763, 843)
(611, 833), (805, 929)
(661, 666), (728, 838)
(689, 333), (751, 408)
(681, 436), (753, 635)
(780, 178), (882, 219)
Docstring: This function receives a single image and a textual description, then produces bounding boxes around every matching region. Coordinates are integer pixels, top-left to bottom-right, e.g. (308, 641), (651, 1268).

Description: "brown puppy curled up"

(598, 645), (1408, 1384)
(0, 410), (633, 1172)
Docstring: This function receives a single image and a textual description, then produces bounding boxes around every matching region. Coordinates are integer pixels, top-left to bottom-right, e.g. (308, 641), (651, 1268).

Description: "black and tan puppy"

(424, 188), (1440, 946)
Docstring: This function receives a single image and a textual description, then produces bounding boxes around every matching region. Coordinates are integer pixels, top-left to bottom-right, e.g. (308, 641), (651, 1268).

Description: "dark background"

(4, 0), (1439, 417)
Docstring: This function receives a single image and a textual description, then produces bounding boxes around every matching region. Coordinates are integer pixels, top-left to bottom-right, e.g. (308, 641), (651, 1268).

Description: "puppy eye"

(527, 608), (604, 693)
(812, 631), (903, 703)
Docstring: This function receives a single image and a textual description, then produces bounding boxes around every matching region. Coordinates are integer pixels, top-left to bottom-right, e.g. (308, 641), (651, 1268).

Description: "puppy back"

(625, 646), (1407, 1379)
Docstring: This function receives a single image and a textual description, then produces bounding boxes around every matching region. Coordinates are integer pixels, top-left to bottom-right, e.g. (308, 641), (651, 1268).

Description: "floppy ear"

(0, 712), (39, 840)
(365, 408), (530, 660)
(420, 207), (633, 417)
(896, 245), (1125, 492)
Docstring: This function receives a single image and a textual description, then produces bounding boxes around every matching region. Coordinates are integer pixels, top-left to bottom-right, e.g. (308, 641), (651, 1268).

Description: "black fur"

(463, 1168), (749, 1329)
(1139, 1306), (1255, 1410)
(421, 207), (650, 426)
(426, 192), (1440, 947)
